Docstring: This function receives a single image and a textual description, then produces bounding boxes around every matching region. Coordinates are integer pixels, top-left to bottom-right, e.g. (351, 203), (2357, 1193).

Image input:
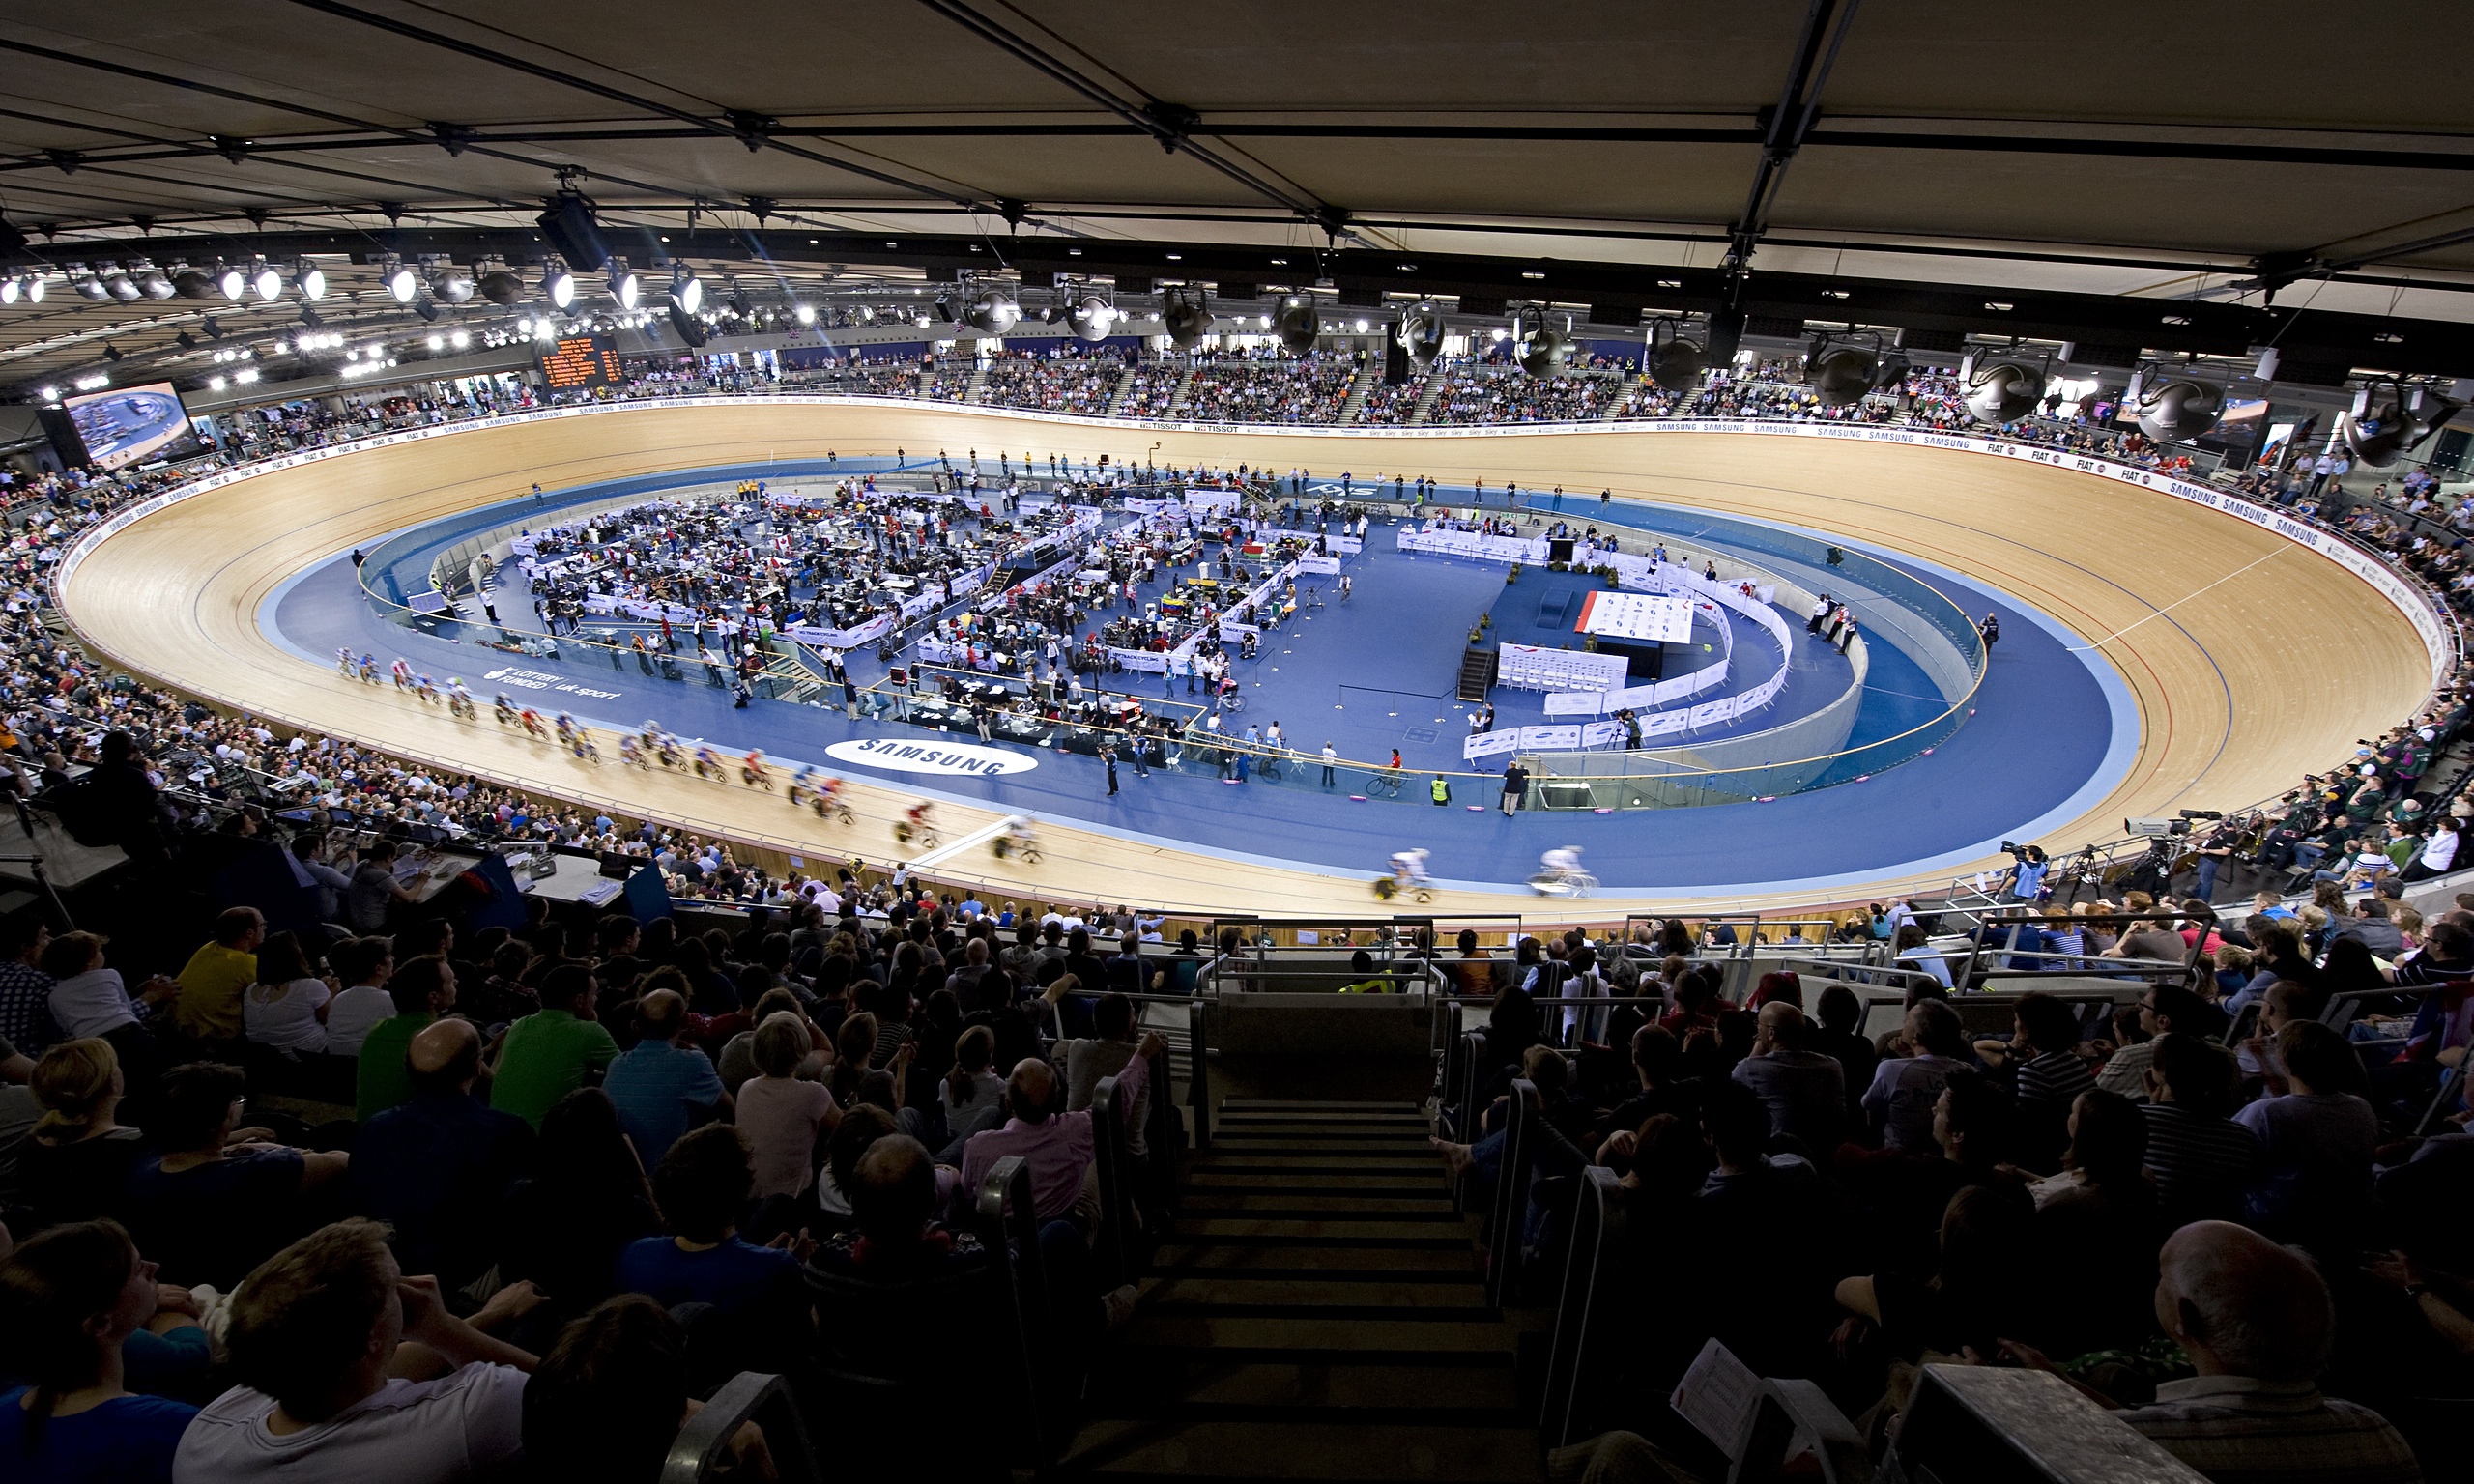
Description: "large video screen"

(64, 381), (199, 471)
(536, 334), (622, 391)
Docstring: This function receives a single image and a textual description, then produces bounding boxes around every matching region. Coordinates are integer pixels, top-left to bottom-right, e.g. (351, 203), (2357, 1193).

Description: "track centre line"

(2064, 547), (2288, 653)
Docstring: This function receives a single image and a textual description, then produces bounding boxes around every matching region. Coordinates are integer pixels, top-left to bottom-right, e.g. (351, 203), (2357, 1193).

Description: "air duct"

(2343, 379), (2464, 468)
(1162, 286), (1212, 348)
(1646, 319), (1708, 393)
(1963, 355), (2049, 426)
(1395, 300), (1446, 371)
(1270, 295), (1319, 355)
(2134, 376), (2224, 443)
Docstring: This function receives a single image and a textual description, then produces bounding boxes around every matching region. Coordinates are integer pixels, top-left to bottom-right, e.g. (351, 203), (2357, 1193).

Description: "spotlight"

(217, 265), (245, 300)
(2342, 379), (2463, 467)
(134, 267), (173, 300)
(105, 271), (141, 302)
(1162, 287), (1211, 348)
(726, 283), (754, 320)
(477, 268), (525, 306)
(1646, 321), (1708, 392)
(296, 265), (326, 300)
(1395, 300), (1446, 371)
(1270, 294), (1318, 354)
(73, 271), (111, 302)
(962, 285), (1020, 334)
(22, 272), (43, 304)
(450, 328), (469, 348)
(1510, 306), (1569, 379)
(169, 266), (214, 300)
(1963, 354), (2048, 426)
(669, 300), (709, 346)
(253, 264), (283, 301)
(1067, 292), (1117, 343)
(669, 267), (703, 314)
(427, 334), (444, 350)
(2133, 375), (2225, 443)
(0, 277), (15, 306)
(544, 264), (577, 310)
(427, 264), (472, 304)
(793, 303), (816, 326)
(607, 260), (640, 310)
(1802, 332), (1899, 407)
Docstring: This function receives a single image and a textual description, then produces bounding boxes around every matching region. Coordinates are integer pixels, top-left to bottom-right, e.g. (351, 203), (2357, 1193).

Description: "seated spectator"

(2140, 1033), (2262, 1230)
(120, 1062), (348, 1289)
(603, 988), (729, 1169)
(518, 1296), (769, 1483)
(0, 1218), (198, 1484)
(814, 1133), (990, 1280)
(354, 954), (458, 1123)
(2059, 1222), (2423, 1483)
(2024, 1089), (2160, 1356)
(170, 907), (262, 1048)
(351, 1019), (534, 1292)
(1837, 1182), (2045, 1365)
(490, 965), (618, 1128)
(1694, 1079), (1832, 1376)
(1993, 990), (2096, 1170)
(16, 1040), (149, 1230)
(735, 1012), (837, 1200)
(346, 840), (417, 935)
(939, 1024), (1006, 1157)
(1809, 985), (1880, 1125)
(240, 932), (330, 1057)
(1064, 992), (1153, 1156)
(2234, 1019), (2376, 1252)
(319, 936), (395, 1060)
(1861, 999), (1968, 1151)
(614, 1125), (806, 1323)
(0, 915), (58, 1054)
(1728, 1001), (1844, 1153)
(42, 932), (172, 1096)
(176, 1218), (538, 1482)
(499, 1088), (658, 1325)
(2097, 984), (2215, 1100)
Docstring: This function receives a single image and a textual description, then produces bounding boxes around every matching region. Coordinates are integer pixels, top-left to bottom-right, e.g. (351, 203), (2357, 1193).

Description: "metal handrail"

(1482, 1077), (1542, 1310)
(1539, 1165), (1627, 1447)
(659, 1371), (819, 1484)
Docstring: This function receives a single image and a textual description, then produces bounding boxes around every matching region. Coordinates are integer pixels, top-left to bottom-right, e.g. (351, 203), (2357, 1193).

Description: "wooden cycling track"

(55, 402), (2433, 921)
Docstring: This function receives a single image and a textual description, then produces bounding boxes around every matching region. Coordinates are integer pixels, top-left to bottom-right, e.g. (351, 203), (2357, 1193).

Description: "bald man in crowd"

(1729, 1001), (1845, 1152)
(961, 1030), (1169, 1226)
(1998, 1221), (2423, 1484)
(351, 1016), (536, 1290)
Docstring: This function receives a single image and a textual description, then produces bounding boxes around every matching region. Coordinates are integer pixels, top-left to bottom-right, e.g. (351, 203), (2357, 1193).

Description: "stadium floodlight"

(217, 264), (245, 300)
(426, 263), (472, 304)
(476, 264), (525, 306)
(962, 284), (1021, 334)
(2131, 368), (2225, 443)
(1395, 300), (1446, 371)
(2342, 377), (2464, 467)
(168, 265), (214, 300)
(1962, 351), (2049, 426)
(793, 302), (817, 326)
(1162, 286), (1211, 348)
(72, 270), (109, 302)
(1646, 319), (1708, 393)
(1067, 291), (1117, 342)
(382, 261), (417, 304)
(295, 264), (327, 300)
(22, 271), (43, 304)
(104, 270), (141, 302)
(253, 263), (284, 301)
(1802, 329), (1902, 407)
(133, 266), (173, 300)
(669, 267), (703, 314)
(543, 262), (578, 310)
(1270, 294), (1318, 354)
(608, 259), (640, 310)
(1510, 305), (1569, 379)
(0, 277), (14, 305)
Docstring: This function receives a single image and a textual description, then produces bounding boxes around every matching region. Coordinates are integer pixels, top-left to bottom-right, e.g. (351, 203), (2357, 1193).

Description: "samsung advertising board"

(64, 382), (200, 471)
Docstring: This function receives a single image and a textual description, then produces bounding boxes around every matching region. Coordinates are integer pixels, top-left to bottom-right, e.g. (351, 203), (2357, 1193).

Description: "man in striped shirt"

(2115, 1221), (2424, 1483)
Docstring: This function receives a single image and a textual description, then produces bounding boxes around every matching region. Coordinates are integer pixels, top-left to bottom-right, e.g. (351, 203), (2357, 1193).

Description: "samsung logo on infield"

(824, 738), (1037, 777)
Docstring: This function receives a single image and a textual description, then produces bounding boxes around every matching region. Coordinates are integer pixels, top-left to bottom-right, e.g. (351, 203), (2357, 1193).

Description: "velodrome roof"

(3, 0), (2471, 387)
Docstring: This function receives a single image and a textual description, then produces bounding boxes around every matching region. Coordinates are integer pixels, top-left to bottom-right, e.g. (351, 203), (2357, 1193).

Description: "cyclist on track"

(446, 678), (475, 718)
(693, 744), (723, 779)
(335, 646), (355, 676)
(618, 732), (647, 767)
(358, 654), (381, 684)
(1534, 845), (1586, 893)
(1389, 848), (1432, 891)
(494, 693), (516, 724)
(993, 813), (1039, 859)
(553, 712), (578, 747)
(517, 706), (547, 739)
(390, 658), (413, 692)
(895, 799), (935, 844)
(741, 748), (772, 789)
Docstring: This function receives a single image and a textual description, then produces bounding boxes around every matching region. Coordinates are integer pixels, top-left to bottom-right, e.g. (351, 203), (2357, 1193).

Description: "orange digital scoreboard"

(536, 334), (622, 390)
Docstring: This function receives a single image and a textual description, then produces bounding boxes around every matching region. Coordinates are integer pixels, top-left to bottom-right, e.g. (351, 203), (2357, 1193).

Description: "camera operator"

(2192, 814), (2241, 902)
(1999, 842), (2050, 903)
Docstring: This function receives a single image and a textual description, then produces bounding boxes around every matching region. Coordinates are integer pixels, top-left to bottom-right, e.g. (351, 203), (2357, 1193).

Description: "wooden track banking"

(57, 404), (2431, 917)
